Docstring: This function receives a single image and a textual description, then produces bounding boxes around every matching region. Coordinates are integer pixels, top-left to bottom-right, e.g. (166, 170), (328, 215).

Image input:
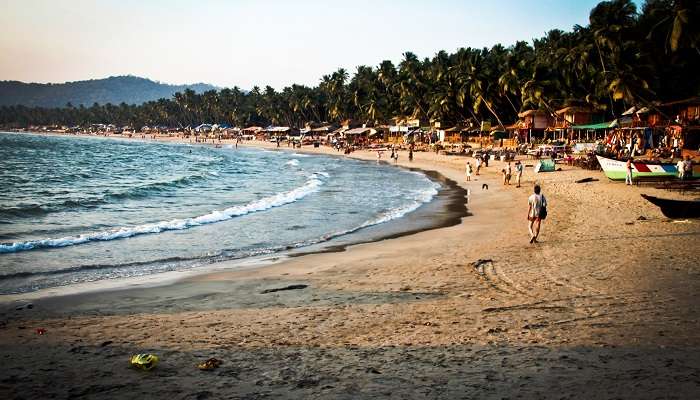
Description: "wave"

(0, 177), (436, 293)
(0, 175), (325, 254)
(0, 255), (200, 280)
(288, 182), (440, 249)
(285, 159), (300, 167)
(0, 174), (211, 219)
(105, 174), (209, 200)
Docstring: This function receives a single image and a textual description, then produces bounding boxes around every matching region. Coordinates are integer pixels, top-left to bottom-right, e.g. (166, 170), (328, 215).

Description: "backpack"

(539, 196), (548, 220)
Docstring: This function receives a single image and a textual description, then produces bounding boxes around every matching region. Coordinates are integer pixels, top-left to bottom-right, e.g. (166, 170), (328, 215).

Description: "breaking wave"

(0, 174), (325, 254)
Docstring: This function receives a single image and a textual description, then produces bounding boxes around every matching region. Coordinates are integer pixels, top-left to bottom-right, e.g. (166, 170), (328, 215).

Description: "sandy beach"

(1, 135), (699, 399)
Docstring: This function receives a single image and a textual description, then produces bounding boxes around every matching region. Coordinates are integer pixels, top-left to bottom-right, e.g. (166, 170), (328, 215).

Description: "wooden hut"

(517, 110), (551, 142)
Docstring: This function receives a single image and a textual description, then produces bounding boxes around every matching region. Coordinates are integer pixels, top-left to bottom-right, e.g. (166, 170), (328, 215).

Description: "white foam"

(0, 176), (325, 254)
(359, 183), (439, 228)
(285, 159), (300, 167)
(295, 181), (440, 246)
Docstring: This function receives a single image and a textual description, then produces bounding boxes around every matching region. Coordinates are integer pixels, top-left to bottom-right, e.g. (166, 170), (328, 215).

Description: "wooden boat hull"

(596, 155), (700, 181)
(641, 194), (700, 219)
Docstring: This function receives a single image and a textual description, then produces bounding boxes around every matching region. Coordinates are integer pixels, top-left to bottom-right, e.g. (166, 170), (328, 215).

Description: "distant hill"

(0, 76), (218, 108)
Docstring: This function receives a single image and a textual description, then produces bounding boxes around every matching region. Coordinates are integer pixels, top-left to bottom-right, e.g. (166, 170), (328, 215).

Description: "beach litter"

(130, 353), (159, 371)
(35, 328), (47, 335)
(197, 357), (222, 371)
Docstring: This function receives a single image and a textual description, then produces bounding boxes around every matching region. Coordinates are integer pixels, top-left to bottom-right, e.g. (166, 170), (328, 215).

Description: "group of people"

(467, 154), (523, 187)
(625, 154), (695, 185)
(604, 128), (689, 161)
(500, 161), (524, 187)
(376, 147), (403, 163)
(605, 130), (648, 159)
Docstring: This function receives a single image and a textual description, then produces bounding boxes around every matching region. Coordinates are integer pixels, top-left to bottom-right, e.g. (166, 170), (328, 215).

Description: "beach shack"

(551, 106), (604, 141)
(438, 126), (463, 143)
(388, 117), (422, 144)
(310, 124), (336, 143)
(242, 126), (264, 140)
(263, 126), (297, 142)
(517, 109), (551, 142)
(657, 97), (700, 155)
(343, 127), (372, 146)
(570, 120), (618, 142)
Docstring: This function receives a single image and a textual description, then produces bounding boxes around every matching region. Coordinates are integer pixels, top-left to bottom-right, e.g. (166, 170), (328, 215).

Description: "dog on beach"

(482, 184), (489, 190)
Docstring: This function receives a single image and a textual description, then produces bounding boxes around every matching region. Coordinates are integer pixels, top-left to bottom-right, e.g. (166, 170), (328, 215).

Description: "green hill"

(0, 76), (217, 107)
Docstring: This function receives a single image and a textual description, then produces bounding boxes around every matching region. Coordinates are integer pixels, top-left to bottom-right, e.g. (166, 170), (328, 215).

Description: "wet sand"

(1, 135), (699, 399)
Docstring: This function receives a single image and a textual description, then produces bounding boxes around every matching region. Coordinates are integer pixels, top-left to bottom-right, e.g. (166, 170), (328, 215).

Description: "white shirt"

(528, 194), (547, 218)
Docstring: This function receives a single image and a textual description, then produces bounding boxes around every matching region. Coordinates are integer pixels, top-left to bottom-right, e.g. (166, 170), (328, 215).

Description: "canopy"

(344, 127), (371, 135)
(571, 120), (618, 130)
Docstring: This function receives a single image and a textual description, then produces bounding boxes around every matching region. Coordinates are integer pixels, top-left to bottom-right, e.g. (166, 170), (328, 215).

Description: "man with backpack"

(527, 184), (547, 244)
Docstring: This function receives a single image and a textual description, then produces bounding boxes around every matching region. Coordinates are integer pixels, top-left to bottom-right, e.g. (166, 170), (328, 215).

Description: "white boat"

(595, 155), (698, 181)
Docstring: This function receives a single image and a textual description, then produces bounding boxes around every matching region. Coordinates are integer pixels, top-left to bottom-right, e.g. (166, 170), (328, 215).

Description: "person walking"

(515, 161), (523, 187)
(527, 184), (547, 244)
(466, 162), (472, 181)
(475, 156), (482, 175)
(625, 158), (634, 185)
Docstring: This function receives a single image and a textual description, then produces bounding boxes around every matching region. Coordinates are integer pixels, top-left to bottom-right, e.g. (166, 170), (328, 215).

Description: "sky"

(0, 0), (640, 90)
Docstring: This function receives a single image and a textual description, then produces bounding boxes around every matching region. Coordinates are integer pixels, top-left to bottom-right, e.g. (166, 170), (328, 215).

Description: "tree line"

(1, 0), (698, 130)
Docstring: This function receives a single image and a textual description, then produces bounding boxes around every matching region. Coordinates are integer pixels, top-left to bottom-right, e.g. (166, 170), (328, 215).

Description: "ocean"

(0, 132), (442, 294)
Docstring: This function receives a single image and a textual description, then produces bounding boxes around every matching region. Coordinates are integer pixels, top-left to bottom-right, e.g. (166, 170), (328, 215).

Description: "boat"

(641, 194), (700, 219)
(596, 155), (700, 181)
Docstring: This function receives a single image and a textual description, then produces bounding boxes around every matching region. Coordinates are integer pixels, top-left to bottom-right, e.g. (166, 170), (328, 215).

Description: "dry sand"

(1, 135), (699, 399)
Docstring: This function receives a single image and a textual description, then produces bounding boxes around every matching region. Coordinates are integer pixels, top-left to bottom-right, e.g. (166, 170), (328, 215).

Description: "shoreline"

(1, 131), (699, 399)
(0, 131), (468, 302)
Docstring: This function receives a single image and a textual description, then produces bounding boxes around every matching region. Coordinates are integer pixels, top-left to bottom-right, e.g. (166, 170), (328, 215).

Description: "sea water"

(0, 132), (439, 294)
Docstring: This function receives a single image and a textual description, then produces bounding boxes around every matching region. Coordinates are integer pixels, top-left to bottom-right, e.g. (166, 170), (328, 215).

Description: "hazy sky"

(1, 0), (635, 90)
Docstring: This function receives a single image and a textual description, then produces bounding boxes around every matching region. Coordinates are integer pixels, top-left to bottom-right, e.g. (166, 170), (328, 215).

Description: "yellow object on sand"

(197, 357), (222, 370)
(130, 354), (159, 370)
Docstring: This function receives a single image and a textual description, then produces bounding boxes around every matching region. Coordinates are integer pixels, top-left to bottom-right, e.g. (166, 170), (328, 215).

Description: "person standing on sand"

(625, 158), (634, 185)
(475, 157), (482, 175)
(506, 162), (512, 185)
(515, 161), (523, 187)
(676, 158), (685, 179)
(683, 155), (693, 180)
(527, 184), (547, 243)
(409, 148), (414, 162)
(466, 162), (472, 181)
